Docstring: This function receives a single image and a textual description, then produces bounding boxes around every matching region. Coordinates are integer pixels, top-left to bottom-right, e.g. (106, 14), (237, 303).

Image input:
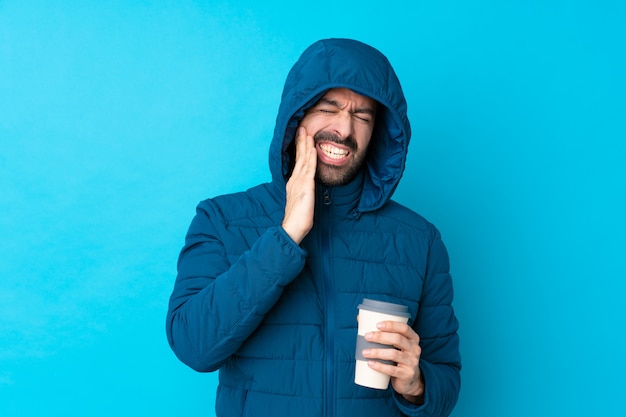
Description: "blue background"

(1, 1), (624, 416)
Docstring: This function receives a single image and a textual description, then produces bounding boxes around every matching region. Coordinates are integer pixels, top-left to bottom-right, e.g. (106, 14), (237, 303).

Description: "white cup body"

(355, 309), (410, 389)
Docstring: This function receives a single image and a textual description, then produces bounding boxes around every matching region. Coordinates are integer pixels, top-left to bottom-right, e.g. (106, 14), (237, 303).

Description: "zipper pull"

(323, 189), (332, 206)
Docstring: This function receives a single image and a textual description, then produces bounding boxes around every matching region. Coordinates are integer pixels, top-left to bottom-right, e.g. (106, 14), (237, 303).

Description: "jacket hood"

(269, 38), (411, 213)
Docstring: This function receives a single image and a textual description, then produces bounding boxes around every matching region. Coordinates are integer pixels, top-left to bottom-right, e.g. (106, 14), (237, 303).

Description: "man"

(166, 38), (461, 417)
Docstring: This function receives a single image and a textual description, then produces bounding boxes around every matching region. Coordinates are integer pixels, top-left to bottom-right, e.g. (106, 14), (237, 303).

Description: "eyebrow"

(318, 98), (376, 117)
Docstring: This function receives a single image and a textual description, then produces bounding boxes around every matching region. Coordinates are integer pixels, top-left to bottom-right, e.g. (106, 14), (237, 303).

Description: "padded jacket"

(166, 38), (461, 417)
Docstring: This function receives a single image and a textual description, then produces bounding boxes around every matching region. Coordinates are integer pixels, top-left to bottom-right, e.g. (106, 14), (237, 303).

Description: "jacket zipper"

(322, 188), (335, 417)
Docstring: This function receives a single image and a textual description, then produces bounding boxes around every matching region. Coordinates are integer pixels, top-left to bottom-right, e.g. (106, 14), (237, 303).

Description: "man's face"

(299, 88), (377, 187)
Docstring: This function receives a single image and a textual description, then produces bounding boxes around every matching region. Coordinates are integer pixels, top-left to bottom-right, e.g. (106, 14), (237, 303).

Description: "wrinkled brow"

(318, 98), (377, 117)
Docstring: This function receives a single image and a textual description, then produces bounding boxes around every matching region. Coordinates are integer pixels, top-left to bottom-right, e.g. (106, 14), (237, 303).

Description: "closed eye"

(354, 114), (372, 123)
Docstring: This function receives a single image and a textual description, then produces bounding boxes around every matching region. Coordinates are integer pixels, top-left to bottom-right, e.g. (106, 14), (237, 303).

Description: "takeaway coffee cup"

(355, 298), (411, 389)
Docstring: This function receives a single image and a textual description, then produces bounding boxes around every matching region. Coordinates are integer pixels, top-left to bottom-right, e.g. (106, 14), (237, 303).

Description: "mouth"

(319, 143), (350, 159)
(317, 142), (351, 165)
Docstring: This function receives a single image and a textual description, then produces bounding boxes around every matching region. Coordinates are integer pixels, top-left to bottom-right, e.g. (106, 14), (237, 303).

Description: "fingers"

(365, 353), (417, 378)
(282, 126), (316, 244)
(361, 323), (424, 398)
(292, 127), (316, 174)
(367, 321), (420, 349)
(361, 322), (421, 372)
(362, 342), (420, 368)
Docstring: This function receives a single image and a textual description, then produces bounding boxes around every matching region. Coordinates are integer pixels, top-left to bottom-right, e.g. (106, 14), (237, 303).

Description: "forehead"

(320, 88), (376, 109)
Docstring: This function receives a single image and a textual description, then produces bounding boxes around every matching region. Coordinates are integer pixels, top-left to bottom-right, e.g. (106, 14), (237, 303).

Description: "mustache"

(313, 130), (357, 151)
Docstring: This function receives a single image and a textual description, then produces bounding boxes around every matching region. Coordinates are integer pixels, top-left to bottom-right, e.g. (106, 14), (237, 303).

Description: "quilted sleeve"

(165, 202), (307, 372)
(394, 227), (461, 417)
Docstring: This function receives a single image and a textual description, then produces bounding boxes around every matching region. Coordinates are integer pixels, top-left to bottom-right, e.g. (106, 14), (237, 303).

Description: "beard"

(313, 130), (368, 187)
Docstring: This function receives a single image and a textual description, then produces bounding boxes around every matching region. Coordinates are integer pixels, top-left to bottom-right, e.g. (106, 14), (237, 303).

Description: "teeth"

(320, 143), (348, 159)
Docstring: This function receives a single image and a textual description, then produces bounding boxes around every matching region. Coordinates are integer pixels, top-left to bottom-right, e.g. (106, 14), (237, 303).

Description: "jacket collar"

(316, 170), (364, 219)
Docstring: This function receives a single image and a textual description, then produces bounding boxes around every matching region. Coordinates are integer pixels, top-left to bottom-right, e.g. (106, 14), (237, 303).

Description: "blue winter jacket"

(166, 38), (461, 417)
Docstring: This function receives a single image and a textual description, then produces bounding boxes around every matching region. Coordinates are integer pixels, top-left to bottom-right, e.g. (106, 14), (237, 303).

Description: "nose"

(330, 111), (354, 139)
